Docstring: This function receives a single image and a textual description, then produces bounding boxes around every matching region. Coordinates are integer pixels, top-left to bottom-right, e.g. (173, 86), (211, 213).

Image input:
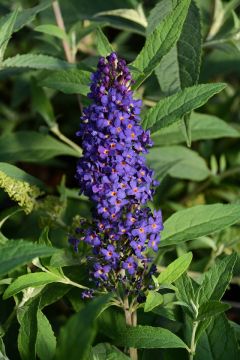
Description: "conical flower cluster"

(71, 53), (163, 298)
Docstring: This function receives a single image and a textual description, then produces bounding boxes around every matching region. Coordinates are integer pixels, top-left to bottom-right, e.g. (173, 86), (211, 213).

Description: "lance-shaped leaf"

(142, 83), (226, 133)
(3, 272), (65, 299)
(2, 54), (74, 71)
(40, 69), (90, 95)
(114, 325), (188, 349)
(157, 252), (193, 285)
(36, 310), (56, 360)
(0, 240), (57, 276)
(147, 0), (202, 146)
(0, 131), (79, 162)
(0, 1), (51, 34)
(17, 298), (40, 360)
(147, 145), (210, 181)
(96, 27), (114, 56)
(151, 112), (240, 145)
(160, 204), (240, 247)
(144, 291), (164, 312)
(94, 6), (148, 28)
(0, 9), (18, 61)
(151, 0), (202, 95)
(197, 301), (230, 321)
(131, 0), (191, 88)
(34, 24), (68, 41)
(195, 315), (240, 360)
(197, 253), (237, 306)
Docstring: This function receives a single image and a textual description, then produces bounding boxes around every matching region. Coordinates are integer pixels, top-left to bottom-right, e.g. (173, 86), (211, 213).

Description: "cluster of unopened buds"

(69, 52), (163, 300)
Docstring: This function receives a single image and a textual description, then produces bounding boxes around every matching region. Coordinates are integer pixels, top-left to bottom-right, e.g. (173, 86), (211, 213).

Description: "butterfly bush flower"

(72, 52), (163, 299)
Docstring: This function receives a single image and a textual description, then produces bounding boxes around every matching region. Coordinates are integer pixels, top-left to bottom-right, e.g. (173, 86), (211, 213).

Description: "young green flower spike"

(71, 53), (163, 299)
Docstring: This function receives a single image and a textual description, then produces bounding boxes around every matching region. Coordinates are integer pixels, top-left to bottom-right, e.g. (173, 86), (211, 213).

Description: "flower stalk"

(189, 321), (199, 360)
(123, 297), (138, 360)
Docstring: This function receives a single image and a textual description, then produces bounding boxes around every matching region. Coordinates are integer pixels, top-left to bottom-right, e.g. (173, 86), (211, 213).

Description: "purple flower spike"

(70, 53), (163, 296)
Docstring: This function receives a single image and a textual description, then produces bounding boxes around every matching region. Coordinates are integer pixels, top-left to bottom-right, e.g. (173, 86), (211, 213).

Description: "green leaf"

(35, 24), (68, 41)
(39, 283), (70, 310)
(0, 240), (57, 276)
(151, 112), (240, 145)
(175, 273), (196, 309)
(197, 253), (237, 305)
(230, 321), (240, 341)
(94, 6), (148, 28)
(56, 295), (111, 360)
(195, 254), (237, 342)
(40, 69), (90, 95)
(31, 80), (55, 128)
(147, 146), (210, 181)
(51, 0), (140, 30)
(96, 27), (114, 56)
(0, 8), (18, 62)
(144, 291), (163, 312)
(152, 160), (179, 182)
(36, 310), (56, 360)
(114, 325), (188, 349)
(195, 0), (214, 38)
(142, 83), (226, 133)
(147, 0), (172, 35)
(18, 298), (39, 360)
(197, 301), (230, 321)
(2, 54), (74, 71)
(0, 1), (51, 34)
(50, 248), (82, 267)
(3, 272), (64, 299)
(90, 343), (130, 360)
(131, 0), (191, 88)
(157, 252), (193, 285)
(0, 131), (79, 163)
(154, 0), (202, 95)
(160, 204), (240, 247)
(195, 315), (240, 360)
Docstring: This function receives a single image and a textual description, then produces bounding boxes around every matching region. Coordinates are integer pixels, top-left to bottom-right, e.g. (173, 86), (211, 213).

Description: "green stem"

(61, 278), (89, 290)
(51, 125), (82, 156)
(123, 297), (138, 360)
(189, 321), (199, 360)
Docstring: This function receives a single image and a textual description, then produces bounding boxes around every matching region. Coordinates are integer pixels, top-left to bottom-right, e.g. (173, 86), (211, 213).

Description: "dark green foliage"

(0, 1), (240, 359)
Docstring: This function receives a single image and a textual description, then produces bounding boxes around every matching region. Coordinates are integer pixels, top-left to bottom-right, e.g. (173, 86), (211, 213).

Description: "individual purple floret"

(72, 53), (163, 297)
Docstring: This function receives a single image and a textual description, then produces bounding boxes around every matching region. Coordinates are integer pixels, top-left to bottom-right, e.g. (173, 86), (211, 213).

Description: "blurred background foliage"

(0, 0), (240, 359)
